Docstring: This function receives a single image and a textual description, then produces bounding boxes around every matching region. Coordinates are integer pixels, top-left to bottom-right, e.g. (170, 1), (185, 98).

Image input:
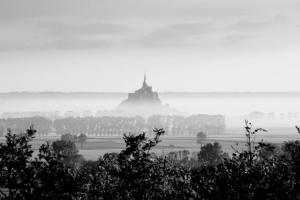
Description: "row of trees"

(1, 121), (299, 199)
(53, 116), (146, 136)
(54, 115), (225, 136)
(147, 115), (225, 135)
(0, 117), (52, 136)
(0, 115), (225, 137)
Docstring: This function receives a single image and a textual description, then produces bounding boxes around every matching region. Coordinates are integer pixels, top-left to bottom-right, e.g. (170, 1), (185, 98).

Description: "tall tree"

(0, 126), (36, 199)
(196, 131), (207, 147)
(198, 142), (228, 165)
(61, 133), (77, 143)
(78, 133), (87, 148)
(52, 140), (83, 167)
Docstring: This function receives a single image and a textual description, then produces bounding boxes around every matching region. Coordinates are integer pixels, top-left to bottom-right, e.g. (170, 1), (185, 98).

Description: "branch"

(231, 145), (240, 155)
(0, 188), (7, 198)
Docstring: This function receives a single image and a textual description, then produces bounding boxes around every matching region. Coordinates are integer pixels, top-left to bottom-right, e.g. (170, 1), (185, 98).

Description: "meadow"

(1, 127), (296, 160)
(78, 127), (299, 160)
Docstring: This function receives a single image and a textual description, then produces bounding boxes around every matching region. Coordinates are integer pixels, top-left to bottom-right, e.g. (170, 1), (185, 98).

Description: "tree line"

(0, 121), (300, 199)
(0, 114), (225, 137)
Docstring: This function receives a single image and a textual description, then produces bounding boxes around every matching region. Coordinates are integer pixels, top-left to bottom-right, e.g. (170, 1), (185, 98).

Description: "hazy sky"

(1, 0), (300, 92)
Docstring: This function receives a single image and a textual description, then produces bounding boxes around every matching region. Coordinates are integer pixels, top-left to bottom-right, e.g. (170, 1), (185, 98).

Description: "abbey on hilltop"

(121, 74), (161, 105)
(117, 74), (178, 117)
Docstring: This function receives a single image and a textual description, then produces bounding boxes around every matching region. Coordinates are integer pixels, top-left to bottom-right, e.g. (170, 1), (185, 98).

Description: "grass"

(1, 127), (299, 161)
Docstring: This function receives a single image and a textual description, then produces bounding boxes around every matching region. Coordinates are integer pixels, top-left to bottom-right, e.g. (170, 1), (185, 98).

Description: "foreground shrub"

(1, 122), (300, 199)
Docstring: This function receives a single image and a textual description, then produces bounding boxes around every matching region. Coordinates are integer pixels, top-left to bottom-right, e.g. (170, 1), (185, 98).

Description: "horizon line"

(2, 91), (300, 94)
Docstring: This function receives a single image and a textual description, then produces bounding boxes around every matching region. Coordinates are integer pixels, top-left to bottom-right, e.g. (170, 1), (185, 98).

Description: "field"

(1, 127), (299, 161)
(78, 127), (299, 160)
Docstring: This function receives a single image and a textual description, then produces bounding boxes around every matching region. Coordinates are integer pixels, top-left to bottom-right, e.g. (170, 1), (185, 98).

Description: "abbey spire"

(143, 73), (148, 88)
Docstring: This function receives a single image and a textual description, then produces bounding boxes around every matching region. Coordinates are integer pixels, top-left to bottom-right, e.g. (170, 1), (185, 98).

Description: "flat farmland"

(1, 127), (299, 161)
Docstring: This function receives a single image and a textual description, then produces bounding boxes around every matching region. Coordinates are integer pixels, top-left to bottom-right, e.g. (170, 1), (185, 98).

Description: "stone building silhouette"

(121, 74), (161, 105)
(117, 74), (177, 117)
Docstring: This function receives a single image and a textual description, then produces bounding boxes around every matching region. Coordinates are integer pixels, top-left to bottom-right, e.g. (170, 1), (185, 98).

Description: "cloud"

(130, 22), (213, 47)
(221, 34), (254, 45)
(37, 21), (126, 50)
(41, 37), (113, 50)
(124, 15), (296, 49)
(1, 0), (298, 21)
(0, 0), (299, 52)
(217, 15), (294, 46)
(0, 20), (128, 51)
(37, 21), (127, 37)
(170, 22), (213, 33)
(0, 37), (113, 51)
(233, 15), (287, 31)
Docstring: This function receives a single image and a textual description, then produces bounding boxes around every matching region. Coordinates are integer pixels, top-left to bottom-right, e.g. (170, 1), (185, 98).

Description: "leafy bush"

(1, 122), (300, 199)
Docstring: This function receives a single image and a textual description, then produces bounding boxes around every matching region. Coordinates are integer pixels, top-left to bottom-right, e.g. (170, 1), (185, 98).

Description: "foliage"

(60, 133), (77, 143)
(0, 117), (51, 136)
(52, 140), (83, 168)
(0, 126), (36, 199)
(1, 122), (300, 199)
(196, 131), (207, 146)
(78, 133), (87, 148)
(197, 142), (229, 165)
(32, 143), (84, 200)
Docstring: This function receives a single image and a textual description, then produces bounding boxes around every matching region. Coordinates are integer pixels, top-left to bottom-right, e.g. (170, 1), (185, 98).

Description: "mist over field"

(1, 92), (300, 128)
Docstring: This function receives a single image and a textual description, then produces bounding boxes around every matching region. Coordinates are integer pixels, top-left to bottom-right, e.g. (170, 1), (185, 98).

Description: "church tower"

(143, 73), (148, 88)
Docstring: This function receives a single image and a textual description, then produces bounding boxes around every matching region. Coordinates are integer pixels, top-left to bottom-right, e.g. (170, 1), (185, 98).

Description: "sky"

(1, 0), (300, 92)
